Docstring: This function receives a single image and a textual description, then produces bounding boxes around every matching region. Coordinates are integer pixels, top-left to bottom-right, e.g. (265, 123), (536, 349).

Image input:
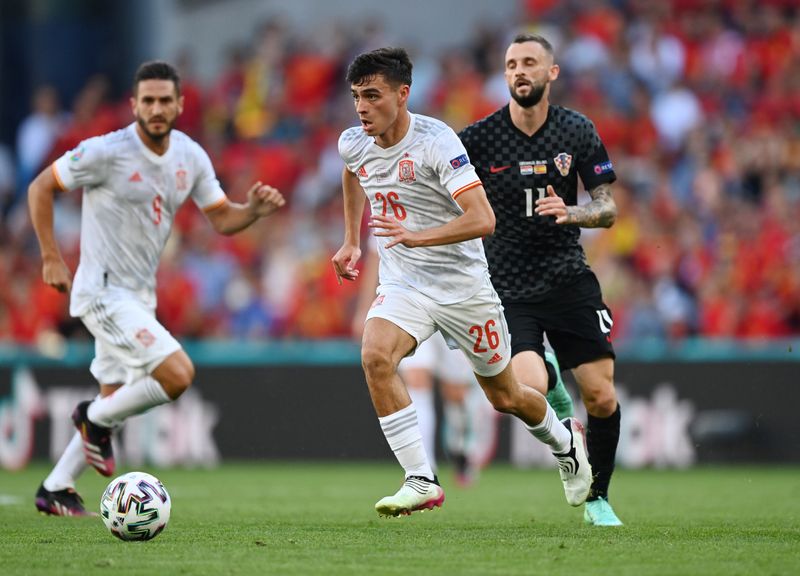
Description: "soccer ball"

(100, 471), (171, 541)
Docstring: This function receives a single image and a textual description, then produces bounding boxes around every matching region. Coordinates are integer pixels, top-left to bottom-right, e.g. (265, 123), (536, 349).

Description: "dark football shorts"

(502, 272), (616, 370)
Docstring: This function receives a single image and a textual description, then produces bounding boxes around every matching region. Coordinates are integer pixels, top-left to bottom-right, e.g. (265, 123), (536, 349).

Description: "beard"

(510, 81), (547, 108)
(136, 114), (174, 142)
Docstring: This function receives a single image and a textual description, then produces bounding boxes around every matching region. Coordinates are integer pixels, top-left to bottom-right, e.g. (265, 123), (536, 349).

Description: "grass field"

(1, 462), (799, 575)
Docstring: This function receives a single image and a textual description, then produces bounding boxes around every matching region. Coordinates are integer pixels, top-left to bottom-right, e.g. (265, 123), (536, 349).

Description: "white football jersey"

(339, 113), (489, 304)
(52, 123), (226, 316)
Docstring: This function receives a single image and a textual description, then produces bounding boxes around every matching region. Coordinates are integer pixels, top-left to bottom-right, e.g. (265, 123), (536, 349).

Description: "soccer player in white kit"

(331, 47), (591, 517)
(28, 61), (285, 516)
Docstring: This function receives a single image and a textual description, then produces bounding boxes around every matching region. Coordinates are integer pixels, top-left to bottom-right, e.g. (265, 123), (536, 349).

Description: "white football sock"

(378, 404), (435, 481)
(88, 376), (170, 428)
(407, 386), (437, 469)
(526, 403), (571, 454)
(466, 386), (499, 467)
(43, 432), (87, 491)
(443, 398), (468, 456)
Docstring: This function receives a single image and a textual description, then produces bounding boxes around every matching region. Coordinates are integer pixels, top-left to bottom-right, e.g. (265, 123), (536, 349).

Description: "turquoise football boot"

(584, 497), (624, 526)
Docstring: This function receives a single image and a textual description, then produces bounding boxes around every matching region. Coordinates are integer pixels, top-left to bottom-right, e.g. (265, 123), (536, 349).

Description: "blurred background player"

(460, 34), (622, 526)
(333, 47), (591, 517)
(28, 61), (285, 516)
(354, 244), (574, 486)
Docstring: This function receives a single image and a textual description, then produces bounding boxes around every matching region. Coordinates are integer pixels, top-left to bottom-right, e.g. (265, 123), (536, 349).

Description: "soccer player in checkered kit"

(459, 34), (623, 526)
(332, 47), (592, 517)
(28, 61), (285, 516)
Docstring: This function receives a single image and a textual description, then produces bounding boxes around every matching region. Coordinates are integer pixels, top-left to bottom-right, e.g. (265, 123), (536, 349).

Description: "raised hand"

(368, 214), (419, 248)
(247, 182), (286, 218)
(534, 185), (571, 224)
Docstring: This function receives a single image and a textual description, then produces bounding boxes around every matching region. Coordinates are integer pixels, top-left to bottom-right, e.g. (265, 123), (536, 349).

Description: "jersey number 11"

(524, 188), (545, 218)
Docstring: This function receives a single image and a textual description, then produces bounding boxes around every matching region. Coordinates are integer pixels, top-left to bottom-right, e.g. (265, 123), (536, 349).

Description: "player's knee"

(155, 354), (195, 399)
(361, 346), (394, 381)
(584, 388), (617, 417)
(171, 362), (195, 397)
(483, 388), (516, 414)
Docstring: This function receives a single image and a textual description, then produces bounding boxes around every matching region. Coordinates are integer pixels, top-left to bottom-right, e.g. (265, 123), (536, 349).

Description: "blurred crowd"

(2, 0), (800, 347)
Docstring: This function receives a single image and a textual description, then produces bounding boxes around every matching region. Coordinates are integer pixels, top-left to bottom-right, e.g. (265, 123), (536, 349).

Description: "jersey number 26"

(375, 191), (407, 220)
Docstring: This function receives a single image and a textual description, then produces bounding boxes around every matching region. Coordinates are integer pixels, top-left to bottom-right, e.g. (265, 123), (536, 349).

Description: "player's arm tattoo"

(565, 183), (617, 228)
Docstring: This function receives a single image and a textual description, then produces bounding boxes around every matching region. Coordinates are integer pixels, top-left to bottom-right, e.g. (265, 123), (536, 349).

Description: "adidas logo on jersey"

(129, 171), (143, 182)
(487, 352), (503, 365)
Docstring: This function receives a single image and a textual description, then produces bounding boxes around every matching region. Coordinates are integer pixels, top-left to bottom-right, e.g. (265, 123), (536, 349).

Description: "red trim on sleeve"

(201, 197), (228, 213)
(51, 164), (68, 191)
(452, 181), (482, 200)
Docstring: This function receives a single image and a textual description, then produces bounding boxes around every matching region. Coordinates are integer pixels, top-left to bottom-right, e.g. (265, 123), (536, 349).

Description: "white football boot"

(552, 418), (592, 506)
(375, 476), (445, 517)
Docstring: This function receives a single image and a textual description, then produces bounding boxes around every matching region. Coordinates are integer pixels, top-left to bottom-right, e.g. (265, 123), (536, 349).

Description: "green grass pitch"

(1, 463), (798, 575)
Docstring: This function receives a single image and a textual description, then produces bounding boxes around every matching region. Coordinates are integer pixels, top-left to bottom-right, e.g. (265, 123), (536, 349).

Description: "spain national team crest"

(175, 168), (188, 191)
(398, 159), (416, 183)
(553, 152), (572, 177)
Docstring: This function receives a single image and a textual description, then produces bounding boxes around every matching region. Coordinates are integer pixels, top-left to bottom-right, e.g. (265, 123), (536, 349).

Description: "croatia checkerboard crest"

(553, 152), (572, 177)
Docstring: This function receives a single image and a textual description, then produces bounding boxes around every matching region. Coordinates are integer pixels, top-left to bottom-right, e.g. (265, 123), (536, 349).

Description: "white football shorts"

(366, 277), (511, 377)
(80, 287), (182, 385)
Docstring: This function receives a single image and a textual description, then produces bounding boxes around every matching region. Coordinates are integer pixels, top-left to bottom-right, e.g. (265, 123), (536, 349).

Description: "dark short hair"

(345, 47), (413, 87)
(510, 33), (554, 56)
(133, 61), (181, 95)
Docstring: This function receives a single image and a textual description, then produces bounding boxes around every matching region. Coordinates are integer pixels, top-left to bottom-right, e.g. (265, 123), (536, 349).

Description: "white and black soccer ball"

(100, 471), (171, 541)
